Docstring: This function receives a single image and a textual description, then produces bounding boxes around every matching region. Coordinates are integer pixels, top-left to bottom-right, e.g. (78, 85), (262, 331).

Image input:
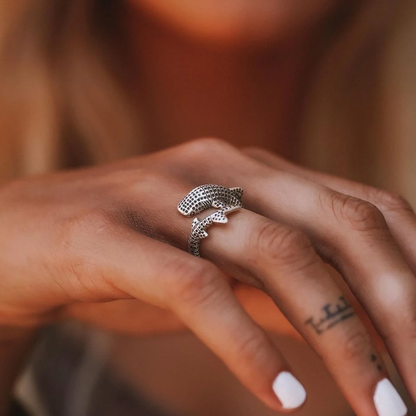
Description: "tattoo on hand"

(371, 354), (383, 372)
(305, 296), (355, 335)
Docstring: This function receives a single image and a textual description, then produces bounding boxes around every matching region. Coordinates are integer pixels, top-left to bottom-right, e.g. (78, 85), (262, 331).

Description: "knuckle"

(63, 257), (104, 300)
(57, 211), (116, 299)
(385, 307), (416, 344)
(237, 331), (270, 366)
(112, 169), (168, 200)
(48, 246), (103, 302)
(184, 137), (236, 159)
(366, 188), (415, 215)
(73, 208), (113, 235)
(324, 191), (387, 231)
(252, 221), (314, 265)
(167, 259), (221, 306)
(339, 330), (372, 362)
(56, 209), (130, 301)
(59, 208), (113, 252)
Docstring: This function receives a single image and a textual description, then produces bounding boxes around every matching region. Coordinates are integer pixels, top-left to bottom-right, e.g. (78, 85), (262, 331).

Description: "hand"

(0, 138), (414, 414)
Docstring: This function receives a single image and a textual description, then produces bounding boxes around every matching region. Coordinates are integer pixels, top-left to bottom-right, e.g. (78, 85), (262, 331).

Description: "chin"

(131, 0), (345, 49)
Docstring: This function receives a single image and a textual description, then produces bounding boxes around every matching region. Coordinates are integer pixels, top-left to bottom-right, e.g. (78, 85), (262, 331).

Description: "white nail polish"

(272, 371), (307, 409)
(374, 379), (407, 416)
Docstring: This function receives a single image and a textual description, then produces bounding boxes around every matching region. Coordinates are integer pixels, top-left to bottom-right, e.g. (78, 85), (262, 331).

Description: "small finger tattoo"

(305, 296), (355, 335)
(371, 354), (383, 372)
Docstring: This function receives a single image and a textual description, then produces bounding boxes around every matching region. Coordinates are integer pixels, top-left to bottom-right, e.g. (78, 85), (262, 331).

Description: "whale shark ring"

(177, 184), (244, 257)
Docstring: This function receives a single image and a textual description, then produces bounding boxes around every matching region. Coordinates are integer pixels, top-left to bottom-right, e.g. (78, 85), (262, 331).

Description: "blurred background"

(0, 0), (414, 414)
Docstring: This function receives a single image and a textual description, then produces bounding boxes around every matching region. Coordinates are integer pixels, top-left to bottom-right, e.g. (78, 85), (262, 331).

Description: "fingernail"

(374, 379), (407, 416)
(272, 371), (307, 409)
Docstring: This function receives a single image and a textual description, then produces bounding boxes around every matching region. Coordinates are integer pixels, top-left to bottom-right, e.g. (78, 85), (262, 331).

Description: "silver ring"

(178, 184), (243, 257)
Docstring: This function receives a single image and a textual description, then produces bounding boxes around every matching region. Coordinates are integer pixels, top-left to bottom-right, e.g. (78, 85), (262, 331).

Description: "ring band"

(178, 185), (243, 257)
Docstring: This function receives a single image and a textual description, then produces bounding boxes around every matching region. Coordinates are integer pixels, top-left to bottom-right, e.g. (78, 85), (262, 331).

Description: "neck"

(129, 14), (321, 161)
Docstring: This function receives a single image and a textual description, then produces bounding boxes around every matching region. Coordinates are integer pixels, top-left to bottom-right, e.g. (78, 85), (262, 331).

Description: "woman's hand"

(0, 138), (415, 414)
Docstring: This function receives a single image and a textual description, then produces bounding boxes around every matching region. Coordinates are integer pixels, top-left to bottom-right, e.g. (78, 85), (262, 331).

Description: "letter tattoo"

(305, 296), (355, 335)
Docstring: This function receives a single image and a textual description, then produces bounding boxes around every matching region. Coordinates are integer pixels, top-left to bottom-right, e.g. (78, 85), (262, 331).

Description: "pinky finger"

(165, 258), (307, 411)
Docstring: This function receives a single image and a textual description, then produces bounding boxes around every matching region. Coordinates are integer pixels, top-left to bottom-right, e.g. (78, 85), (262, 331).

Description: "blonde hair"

(0, 0), (415, 207)
(0, 0), (141, 181)
(301, 0), (416, 205)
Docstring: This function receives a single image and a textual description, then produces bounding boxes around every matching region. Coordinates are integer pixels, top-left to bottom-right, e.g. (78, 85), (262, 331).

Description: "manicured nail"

(374, 379), (407, 416)
(272, 371), (307, 409)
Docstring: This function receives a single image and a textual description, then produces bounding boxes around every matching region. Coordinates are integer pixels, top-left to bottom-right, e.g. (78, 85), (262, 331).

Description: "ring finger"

(193, 208), (405, 416)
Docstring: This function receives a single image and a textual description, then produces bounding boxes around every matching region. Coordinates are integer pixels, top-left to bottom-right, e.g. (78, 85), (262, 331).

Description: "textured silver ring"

(178, 184), (243, 257)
